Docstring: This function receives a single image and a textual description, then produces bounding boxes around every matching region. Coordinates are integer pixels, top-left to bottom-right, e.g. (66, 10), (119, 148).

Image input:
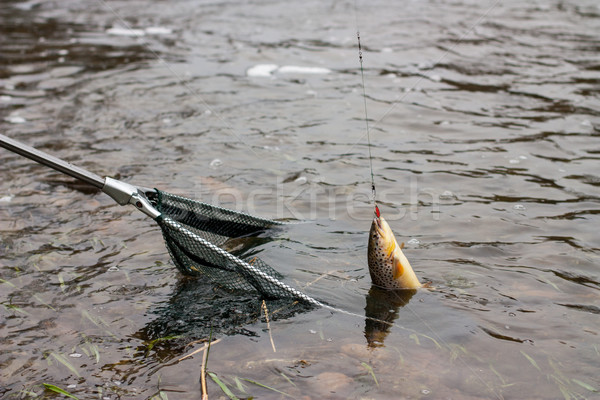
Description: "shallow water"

(1, 0), (599, 398)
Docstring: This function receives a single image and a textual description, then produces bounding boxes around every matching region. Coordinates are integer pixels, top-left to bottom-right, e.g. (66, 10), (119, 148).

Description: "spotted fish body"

(367, 206), (421, 289)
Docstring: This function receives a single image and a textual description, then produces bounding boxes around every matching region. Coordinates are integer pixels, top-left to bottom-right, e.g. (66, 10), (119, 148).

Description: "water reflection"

(364, 286), (416, 348)
(137, 276), (312, 344)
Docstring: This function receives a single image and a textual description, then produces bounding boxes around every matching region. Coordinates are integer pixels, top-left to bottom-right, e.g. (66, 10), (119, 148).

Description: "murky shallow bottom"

(1, 0), (599, 398)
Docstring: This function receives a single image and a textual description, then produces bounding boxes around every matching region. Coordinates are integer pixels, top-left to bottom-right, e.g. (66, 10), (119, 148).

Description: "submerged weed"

(208, 372), (239, 400)
(42, 383), (79, 400)
(242, 378), (293, 398)
(361, 361), (379, 387)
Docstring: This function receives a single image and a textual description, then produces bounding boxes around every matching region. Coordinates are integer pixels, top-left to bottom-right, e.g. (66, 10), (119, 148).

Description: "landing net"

(152, 190), (322, 306)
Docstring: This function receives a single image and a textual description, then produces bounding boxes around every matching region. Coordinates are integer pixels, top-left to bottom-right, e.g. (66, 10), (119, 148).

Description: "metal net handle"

(159, 216), (323, 307)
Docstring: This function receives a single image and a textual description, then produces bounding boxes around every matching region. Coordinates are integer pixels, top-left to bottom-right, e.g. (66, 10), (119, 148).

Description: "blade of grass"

(81, 309), (103, 328)
(79, 334), (100, 363)
(234, 376), (248, 393)
(32, 294), (56, 311)
(520, 350), (541, 371)
(572, 379), (597, 392)
(88, 343), (100, 363)
(409, 333), (420, 346)
(145, 335), (182, 355)
(448, 343), (468, 362)
(242, 378), (293, 398)
(280, 372), (296, 387)
(48, 351), (81, 377)
(43, 383), (79, 399)
(489, 364), (506, 385)
(361, 362), (379, 387)
(2, 303), (31, 316)
(558, 383), (573, 400)
(0, 278), (17, 288)
(208, 372), (239, 400)
(416, 332), (442, 349)
(58, 274), (66, 293)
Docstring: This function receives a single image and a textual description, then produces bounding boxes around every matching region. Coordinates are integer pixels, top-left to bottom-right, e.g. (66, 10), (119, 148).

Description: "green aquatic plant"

(361, 362), (379, 387)
(279, 372), (296, 387)
(149, 391), (169, 400)
(45, 351), (80, 377)
(571, 379), (597, 393)
(144, 335), (183, 356)
(520, 350), (541, 371)
(79, 334), (101, 363)
(42, 383), (79, 399)
(242, 378), (293, 398)
(208, 372), (239, 400)
(234, 376), (248, 393)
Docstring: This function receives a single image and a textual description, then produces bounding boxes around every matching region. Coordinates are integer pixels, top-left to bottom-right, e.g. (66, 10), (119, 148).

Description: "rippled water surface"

(1, 0), (599, 398)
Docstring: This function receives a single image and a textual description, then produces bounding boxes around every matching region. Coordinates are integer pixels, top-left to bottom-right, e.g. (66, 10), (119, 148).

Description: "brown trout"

(367, 206), (421, 289)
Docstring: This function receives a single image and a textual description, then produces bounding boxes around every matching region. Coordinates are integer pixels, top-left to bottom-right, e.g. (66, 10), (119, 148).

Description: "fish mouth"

(373, 216), (389, 242)
(374, 205), (383, 229)
(372, 206), (388, 237)
(375, 215), (383, 230)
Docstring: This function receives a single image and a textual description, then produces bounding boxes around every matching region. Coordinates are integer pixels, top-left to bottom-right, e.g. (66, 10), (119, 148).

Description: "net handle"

(0, 133), (104, 188)
(0, 134), (161, 218)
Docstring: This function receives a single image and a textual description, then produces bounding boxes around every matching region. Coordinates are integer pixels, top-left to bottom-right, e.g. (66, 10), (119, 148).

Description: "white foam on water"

(278, 65), (331, 74)
(5, 115), (26, 124)
(209, 158), (223, 169)
(439, 190), (454, 200)
(247, 64), (331, 77)
(246, 64), (279, 77)
(106, 27), (145, 37)
(145, 26), (173, 35)
(14, 2), (36, 10)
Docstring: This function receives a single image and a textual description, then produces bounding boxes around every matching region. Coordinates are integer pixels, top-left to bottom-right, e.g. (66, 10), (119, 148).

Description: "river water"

(1, 0), (599, 399)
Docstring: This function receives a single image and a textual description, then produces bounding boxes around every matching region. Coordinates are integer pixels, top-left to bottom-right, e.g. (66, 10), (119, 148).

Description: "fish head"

(370, 208), (396, 258)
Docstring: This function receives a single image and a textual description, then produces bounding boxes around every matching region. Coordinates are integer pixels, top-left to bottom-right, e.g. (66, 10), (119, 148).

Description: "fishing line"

(346, 0), (501, 160)
(351, 4), (502, 398)
(354, 4), (376, 207)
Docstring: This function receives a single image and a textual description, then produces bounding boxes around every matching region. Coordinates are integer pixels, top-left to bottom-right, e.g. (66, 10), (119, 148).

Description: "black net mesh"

(154, 190), (285, 247)
(138, 279), (311, 342)
(152, 190), (321, 305)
